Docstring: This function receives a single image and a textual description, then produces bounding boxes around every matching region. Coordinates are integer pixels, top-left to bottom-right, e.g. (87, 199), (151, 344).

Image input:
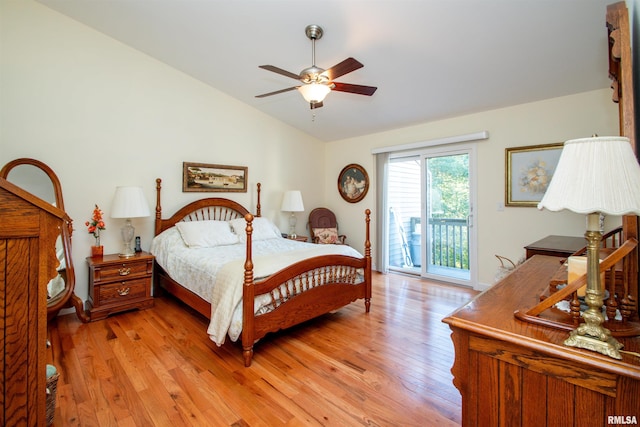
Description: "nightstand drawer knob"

(118, 267), (131, 276)
(117, 286), (131, 296)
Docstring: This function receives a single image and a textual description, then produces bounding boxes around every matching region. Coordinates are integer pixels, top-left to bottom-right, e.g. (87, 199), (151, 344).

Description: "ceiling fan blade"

(258, 65), (300, 80)
(332, 82), (377, 96)
(323, 57), (363, 80)
(255, 86), (298, 98)
(310, 101), (323, 109)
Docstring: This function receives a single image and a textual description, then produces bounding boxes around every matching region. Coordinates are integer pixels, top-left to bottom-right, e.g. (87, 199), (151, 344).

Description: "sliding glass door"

(386, 145), (477, 287)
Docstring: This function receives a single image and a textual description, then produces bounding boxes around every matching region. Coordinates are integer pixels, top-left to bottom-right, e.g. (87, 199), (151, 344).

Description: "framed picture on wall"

(505, 143), (563, 207)
(182, 162), (248, 192)
(338, 163), (369, 203)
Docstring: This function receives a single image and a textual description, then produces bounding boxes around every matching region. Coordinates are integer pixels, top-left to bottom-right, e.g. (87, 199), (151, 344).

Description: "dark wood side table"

(288, 235), (308, 242)
(524, 235), (586, 259)
(86, 251), (154, 321)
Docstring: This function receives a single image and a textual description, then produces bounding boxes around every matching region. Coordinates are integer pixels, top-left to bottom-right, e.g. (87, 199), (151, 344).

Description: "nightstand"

(289, 235), (308, 242)
(86, 251), (154, 321)
(524, 235), (586, 259)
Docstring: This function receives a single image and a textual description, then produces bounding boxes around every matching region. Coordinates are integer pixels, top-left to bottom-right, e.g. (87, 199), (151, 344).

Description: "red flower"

(86, 204), (106, 245)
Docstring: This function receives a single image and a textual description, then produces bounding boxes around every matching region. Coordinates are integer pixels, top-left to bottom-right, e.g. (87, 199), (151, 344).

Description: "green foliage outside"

(428, 154), (470, 270)
(428, 154), (469, 219)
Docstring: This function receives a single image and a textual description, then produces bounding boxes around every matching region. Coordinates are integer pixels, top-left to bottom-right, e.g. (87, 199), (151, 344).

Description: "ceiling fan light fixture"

(298, 83), (331, 104)
(256, 24), (376, 108)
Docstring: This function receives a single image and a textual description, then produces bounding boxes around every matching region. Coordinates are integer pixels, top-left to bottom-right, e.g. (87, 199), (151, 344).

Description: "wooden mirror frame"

(0, 158), (88, 322)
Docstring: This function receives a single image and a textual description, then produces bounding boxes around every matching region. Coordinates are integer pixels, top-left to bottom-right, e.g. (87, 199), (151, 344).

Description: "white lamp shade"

(538, 136), (640, 216)
(281, 190), (305, 212)
(110, 186), (151, 218)
(298, 83), (331, 103)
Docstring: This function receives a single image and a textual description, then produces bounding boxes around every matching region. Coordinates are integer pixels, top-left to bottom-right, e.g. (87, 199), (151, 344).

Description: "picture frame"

(338, 163), (369, 203)
(182, 162), (248, 192)
(505, 143), (563, 207)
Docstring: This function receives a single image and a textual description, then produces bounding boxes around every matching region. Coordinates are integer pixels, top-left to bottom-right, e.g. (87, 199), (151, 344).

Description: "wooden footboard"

(240, 210), (372, 366)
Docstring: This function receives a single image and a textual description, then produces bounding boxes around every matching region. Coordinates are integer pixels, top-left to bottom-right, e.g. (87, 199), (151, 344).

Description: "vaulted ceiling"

(38, 0), (614, 142)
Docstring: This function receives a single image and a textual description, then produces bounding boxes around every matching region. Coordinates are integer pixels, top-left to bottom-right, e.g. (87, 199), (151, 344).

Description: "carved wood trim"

(607, 1), (638, 316)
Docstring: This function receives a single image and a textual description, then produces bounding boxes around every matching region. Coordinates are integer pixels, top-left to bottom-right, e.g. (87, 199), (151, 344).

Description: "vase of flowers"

(86, 204), (106, 257)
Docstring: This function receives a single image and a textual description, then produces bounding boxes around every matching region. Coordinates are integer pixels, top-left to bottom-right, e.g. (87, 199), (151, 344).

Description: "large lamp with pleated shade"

(538, 136), (640, 359)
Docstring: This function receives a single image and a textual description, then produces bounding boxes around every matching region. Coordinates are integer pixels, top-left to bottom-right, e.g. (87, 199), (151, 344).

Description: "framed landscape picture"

(183, 162), (248, 192)
(505, 143), (563, 207)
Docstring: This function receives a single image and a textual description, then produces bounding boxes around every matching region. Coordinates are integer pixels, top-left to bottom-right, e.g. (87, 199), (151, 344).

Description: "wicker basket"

(46, 365), (59, 426)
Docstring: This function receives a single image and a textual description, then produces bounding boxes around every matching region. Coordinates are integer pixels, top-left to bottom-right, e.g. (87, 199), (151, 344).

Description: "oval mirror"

(0, 158), (88, 322)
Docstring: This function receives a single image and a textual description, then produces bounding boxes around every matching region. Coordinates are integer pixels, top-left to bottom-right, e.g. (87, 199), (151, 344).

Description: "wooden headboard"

(154, 178), (261, 235)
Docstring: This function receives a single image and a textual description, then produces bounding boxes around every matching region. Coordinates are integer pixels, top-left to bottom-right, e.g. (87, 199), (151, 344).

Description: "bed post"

(364, 209), (372, 313)
(242, 213), (255, 367)
(256, 183), (261, 217)
(155, 178), (162, 236)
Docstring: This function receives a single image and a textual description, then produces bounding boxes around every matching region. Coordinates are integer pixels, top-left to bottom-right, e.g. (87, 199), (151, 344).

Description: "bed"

(151, 178), (372, 366)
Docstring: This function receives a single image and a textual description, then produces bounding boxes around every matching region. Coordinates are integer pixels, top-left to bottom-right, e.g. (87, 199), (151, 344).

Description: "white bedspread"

(150, 227), (363, 344)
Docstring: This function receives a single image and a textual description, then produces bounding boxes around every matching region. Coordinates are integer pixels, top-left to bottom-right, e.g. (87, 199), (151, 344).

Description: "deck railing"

(429, 218), (469, 270)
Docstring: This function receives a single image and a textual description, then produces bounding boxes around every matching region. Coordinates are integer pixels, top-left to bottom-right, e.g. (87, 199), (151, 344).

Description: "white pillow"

(175, 220), (239, 248)
(230, 217), (281, 241)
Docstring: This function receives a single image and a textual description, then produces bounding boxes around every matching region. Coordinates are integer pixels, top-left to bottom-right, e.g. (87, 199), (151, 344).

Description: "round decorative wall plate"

(338, 163), (369, 203)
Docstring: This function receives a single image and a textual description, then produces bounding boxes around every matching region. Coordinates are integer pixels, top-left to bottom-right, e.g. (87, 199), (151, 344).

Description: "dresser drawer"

(95, 277), (149, 306)
(91, 259), (151, 283)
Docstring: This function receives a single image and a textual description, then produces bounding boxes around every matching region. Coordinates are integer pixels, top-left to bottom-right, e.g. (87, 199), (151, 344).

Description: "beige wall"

(325, 88), (620, 288)
(0, 1), (324, 306)
(0, 0), (625, 308)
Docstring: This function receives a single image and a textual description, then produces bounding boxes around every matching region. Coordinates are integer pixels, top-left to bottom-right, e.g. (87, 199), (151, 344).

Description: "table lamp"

(281, 190), (304, 238)
(110, 186), (150, 258)
(538, 136), (640, 359)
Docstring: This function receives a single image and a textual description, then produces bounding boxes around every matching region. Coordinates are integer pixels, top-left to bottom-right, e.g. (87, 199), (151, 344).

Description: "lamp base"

(119, 219), (136, 258)
(564, 327), (623, 359)
(288, 211), (297, 239)
(563, 223), (624, 360)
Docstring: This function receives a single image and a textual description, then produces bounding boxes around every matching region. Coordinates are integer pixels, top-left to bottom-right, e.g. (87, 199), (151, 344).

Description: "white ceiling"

(38, 0), (614, 142)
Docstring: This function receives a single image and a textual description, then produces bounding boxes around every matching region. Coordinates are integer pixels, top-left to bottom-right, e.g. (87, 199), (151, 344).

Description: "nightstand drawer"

(96, 277), (149, 306)
(91, 259), (151, 283)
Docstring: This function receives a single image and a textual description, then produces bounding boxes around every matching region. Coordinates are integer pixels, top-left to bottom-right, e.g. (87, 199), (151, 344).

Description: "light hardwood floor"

(47, 272), (478, 426)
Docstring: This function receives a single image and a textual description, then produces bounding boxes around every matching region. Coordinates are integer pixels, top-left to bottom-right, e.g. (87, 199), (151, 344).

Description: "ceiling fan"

(255, 25), (377, 109)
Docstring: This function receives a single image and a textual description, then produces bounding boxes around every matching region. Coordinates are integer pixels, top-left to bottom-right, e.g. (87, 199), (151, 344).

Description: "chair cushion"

(313, 227), (339, 244)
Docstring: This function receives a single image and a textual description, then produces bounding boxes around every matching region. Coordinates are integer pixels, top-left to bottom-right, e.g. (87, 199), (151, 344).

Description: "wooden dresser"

(443, 255), (640, 426)
(0, 178), (67, 426)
